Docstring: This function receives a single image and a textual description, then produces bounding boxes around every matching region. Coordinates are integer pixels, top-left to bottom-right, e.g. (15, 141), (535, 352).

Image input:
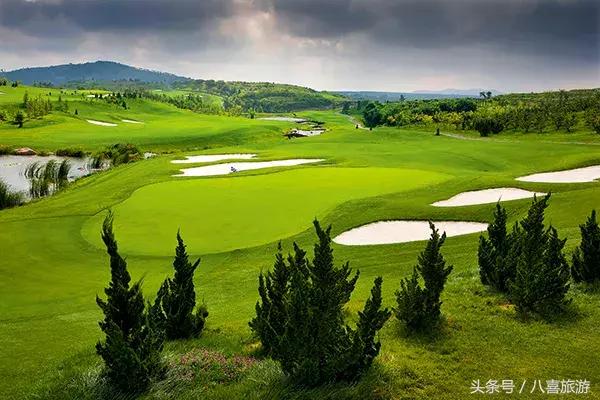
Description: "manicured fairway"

(0, 85), (291, 151)
(81, 167), (450, 255)
(2, 103), (600, 399)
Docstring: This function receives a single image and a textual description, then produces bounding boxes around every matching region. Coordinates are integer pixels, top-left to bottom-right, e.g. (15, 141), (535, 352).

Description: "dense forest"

(3, 61), (345, 114)
(351, 88), (600, 135)
(173, 80), (345, 113)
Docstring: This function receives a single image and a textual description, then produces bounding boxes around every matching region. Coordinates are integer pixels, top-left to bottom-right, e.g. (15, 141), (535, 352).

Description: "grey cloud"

(0, 0), (233, 35)
(0, 0), (597, 91)
(271, 0), (600, 62)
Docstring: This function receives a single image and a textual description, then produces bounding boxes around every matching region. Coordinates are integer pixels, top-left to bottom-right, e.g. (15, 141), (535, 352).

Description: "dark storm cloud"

(271, 0), (600, 62)
(0, 0), (597, 91)
(0, 0), (233, 35)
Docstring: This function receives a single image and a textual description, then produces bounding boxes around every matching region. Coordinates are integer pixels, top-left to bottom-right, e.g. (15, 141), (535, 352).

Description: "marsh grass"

(0, 179), (23, 209)
(24, 159), (71, 198)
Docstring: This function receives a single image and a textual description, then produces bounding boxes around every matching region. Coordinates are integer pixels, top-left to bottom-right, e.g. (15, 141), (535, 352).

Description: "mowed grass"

(81, 167), (449, 255)
(0, 85), (290, 152)
(1, 105), (600, 399)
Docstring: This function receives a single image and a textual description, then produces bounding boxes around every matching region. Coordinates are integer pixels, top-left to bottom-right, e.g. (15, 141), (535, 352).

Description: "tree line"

(94, 198), (600, 395)
(354, 89), (600, 136)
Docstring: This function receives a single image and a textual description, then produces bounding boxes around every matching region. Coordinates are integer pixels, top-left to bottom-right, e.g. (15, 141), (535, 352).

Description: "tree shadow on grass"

(513, 301), (584, 327)
(259, 363), (393, 400)
(473, 285), (584, 327)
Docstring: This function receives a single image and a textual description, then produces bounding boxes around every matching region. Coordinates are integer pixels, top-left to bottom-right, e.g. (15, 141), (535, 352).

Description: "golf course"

(1, 77), (600, 399)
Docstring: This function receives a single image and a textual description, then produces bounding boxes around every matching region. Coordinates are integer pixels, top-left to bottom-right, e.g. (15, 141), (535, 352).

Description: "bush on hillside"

(55, 148), (86, 158)
(472, 106), (505, 136)
(251, 220), (390, 386)
(14, 110), (24, 128)
(395, 222), (453, 331)
(92, 143), (141, 168)
(572, 210), (600, 283)
(585, 107), (600, 134)
(363, 102), (382, 128)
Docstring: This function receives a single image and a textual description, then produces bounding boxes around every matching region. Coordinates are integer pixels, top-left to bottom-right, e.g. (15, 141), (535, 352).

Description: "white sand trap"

(122, 119), (143, 124)
(334, 220), (488, 246)
(171, 154), (257, 164)
(516, 165), (600, 183)
(86, 119), (117, 127)
(259, 117), (306, 122)
(86, 94), (96, 98)
(432, 188), (546, 207)
(175, 159), (324, 177)
(294, 129), (325, 137)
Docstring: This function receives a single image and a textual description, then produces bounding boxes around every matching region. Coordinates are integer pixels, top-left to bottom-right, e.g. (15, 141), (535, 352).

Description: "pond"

(0, 155), (91, 194)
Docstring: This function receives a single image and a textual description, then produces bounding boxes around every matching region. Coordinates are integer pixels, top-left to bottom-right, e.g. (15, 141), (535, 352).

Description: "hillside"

(175, 80), (346, 112)
(1, 61), (346, 112)
(2, 61), (190, 86)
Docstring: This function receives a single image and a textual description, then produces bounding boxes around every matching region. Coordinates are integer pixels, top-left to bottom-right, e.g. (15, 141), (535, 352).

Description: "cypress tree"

(250, 242), (307, 355)
(395, 270), (427, 331)
(258, 220), (389, 386)
(96, 212), (164, 394)
(542, 227), (571, 306)
(157, 231), (208, 340)
(418, 222), (453, 323)
(478, 202), (514, 292)
(572, 210), (600, 283)
(250, 243), (289, 354)
(395, 222), (453, 331)
(509, 195), (571, 315)
(343, 277), (391, 379)
(281, 220), (359, 385)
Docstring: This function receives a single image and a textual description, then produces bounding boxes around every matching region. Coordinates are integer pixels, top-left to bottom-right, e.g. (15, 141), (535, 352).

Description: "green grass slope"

(1, 106), (600, 399)
(0, 85), (291, 152)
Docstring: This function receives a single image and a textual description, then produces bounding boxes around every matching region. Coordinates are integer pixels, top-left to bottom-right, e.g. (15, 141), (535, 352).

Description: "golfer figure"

(230, 166), (238, 173)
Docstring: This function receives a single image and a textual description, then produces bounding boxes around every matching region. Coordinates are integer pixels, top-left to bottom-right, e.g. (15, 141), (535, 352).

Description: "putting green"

(81, 167), (449, 255)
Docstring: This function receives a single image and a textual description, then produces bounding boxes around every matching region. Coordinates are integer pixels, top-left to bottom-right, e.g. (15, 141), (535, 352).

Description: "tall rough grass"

(0, 179), (23, 210)
(24, 159), (71, 198)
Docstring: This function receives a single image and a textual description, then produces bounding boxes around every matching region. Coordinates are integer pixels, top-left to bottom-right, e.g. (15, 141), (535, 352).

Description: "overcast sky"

(0, 0), (598, 92)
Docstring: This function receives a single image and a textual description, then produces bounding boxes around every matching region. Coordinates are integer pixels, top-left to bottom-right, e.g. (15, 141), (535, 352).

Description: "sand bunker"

(516, 165), (600, 183)
(171, 154), (257, 164)
(0, 92), (5, 95)
(333, 220), (488, 246)
(86, 119), (117, 127)
(259, 117), (307, 122)
(432, 188), (545, 207)
(86, 94), (96, 98)
(175, 159), (324, 177)
(121, 119), (143, 124)
(292, 129), (325, 137)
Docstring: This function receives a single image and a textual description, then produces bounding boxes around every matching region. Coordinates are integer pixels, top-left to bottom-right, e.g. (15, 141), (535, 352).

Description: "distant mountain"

(337, 91), (471, 101)
(412, 88), (502, 97)
(1, 61), (191, 86)
(336, 88), (502, 102)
